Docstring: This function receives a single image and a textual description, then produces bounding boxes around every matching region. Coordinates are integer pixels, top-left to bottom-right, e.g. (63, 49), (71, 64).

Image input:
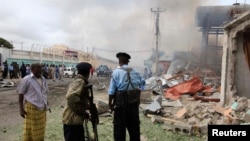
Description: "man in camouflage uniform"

(62, 62), (92, 141)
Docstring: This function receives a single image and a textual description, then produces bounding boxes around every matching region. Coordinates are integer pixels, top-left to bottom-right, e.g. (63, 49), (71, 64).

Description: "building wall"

(0, 47), (11, 65)
(1, 45), (117, 70)
(43, 45), (96, 66)
(6, 49), (79, 67)
(220, 31), (229, 106)
(221, 11), (250, 106)
(235, 33), (250, 98)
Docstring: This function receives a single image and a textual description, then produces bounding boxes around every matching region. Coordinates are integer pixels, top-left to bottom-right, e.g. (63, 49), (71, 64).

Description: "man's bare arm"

(19, 94), (26, 118)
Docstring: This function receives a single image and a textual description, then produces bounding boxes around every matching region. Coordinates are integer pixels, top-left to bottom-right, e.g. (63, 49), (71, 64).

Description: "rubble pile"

(140, 67), (250, 136)
(90, 53), (250, 137)
(141, 94), (250, 136)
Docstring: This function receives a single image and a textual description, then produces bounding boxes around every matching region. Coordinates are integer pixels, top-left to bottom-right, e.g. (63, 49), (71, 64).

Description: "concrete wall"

(0, 47), (11, 65)
(7, 50), (79, 67)
(221, 11), (250, 106)
(1, 47), (117, 71)
(220, 31), (229, 106)
(235, 33), (250, 98)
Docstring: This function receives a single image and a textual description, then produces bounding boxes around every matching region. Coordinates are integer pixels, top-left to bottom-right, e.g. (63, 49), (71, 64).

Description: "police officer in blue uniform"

(108, 52), (144, 141)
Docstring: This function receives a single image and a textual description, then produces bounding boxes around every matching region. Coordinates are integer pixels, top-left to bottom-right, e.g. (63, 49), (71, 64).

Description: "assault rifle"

(85, 84), (99, 141)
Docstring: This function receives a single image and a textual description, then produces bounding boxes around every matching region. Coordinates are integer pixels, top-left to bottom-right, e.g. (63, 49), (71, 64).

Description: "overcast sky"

(0, 0), (249, 67)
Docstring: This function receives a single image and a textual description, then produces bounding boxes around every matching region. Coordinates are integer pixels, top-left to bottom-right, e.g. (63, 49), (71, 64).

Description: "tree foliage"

(0, 37), (13, 49)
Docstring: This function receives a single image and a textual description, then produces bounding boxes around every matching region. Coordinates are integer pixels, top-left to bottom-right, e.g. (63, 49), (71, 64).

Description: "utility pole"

(151, 7), (165, 75)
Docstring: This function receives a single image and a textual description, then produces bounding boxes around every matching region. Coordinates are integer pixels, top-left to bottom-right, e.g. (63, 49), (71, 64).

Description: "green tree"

(0, 37), (13, 49)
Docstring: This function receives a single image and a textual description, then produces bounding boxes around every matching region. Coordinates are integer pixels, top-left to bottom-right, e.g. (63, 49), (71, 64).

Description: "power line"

(94, 47), (151, 53)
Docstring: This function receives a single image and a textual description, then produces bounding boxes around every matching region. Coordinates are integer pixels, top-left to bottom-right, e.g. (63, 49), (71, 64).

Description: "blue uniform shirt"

(8, 65), (13, 71)
(108, 65), (144, 95)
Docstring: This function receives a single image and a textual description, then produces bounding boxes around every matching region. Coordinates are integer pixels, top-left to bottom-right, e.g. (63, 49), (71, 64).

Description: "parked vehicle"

(96, 65), (112, 77)
(63, 67), (77, 78)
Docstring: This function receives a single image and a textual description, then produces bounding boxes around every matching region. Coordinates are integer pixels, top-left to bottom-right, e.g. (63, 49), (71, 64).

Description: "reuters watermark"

(208, 125), (250, 140)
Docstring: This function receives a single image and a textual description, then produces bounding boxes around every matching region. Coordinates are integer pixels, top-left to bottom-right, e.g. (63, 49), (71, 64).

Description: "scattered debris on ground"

(93, 82), (106, 91)
(0, 81), (16, 88)
(140, 65), (250, 136)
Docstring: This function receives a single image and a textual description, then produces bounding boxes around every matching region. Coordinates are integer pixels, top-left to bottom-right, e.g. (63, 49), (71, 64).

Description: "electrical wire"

(94, 47), (151, 53)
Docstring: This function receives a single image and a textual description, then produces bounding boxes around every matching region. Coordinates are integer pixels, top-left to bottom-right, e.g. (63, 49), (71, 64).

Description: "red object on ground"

(163, 76), (212, 100)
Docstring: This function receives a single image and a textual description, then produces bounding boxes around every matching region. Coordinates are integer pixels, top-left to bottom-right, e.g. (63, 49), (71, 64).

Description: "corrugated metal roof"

(195, 4), (250, 27)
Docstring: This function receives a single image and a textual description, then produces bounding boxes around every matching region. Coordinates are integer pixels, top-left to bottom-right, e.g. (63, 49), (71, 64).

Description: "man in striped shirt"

(17, 63), (49, 141)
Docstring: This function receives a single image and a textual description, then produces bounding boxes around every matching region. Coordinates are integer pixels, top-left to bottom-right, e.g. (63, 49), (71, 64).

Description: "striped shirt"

(108, 65), (144, 95)
(16, 73), (49, 109)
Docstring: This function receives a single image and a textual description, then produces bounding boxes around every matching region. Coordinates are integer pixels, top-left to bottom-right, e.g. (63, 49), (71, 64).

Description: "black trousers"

(63, 124), (85, 141)
(3, 70), (7, 79)
(9, 71), (13, 79)
(113, 103), (140, 141)
(21, 71), (26, 78)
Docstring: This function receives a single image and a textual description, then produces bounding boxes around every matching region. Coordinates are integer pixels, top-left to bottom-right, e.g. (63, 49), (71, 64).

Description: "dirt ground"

(0, 76), (201, 141)
(0, 76), (110, 141)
